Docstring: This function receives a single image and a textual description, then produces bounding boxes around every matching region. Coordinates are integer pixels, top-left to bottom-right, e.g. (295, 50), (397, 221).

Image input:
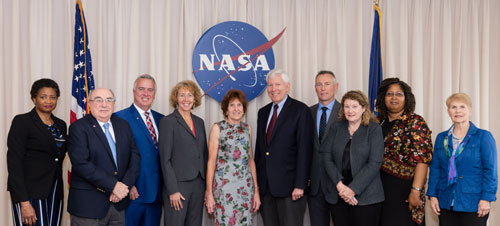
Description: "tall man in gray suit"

(308, 70), (341, 226)
(255, 69), (314, 226)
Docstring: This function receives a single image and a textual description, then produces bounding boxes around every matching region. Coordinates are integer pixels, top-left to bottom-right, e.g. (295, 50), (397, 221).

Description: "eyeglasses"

(90, 97), (115, 103)
(386, 92), (404, 97)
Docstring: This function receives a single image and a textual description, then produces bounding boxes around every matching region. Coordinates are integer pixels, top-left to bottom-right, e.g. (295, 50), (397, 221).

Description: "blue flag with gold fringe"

(368, 2), (383, 112)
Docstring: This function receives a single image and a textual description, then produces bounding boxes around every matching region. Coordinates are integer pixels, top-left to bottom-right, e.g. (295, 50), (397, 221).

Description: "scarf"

(443, 125), (471, 186)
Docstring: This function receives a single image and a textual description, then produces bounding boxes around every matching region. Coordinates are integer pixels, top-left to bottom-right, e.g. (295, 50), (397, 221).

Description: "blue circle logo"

(192, 21), (285, 102)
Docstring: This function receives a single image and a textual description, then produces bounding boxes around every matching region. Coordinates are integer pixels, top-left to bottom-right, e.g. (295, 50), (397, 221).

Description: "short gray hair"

(89, 88), (115, 99)
(266, 69), (290, 84)
(133, 74), (157, 91)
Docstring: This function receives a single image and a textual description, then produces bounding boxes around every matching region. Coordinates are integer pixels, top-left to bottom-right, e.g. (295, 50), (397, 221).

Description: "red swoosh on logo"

(195, 27), (287, 96)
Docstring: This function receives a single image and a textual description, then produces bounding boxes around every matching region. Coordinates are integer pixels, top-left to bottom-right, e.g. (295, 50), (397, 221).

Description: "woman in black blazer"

(322, 90), (385, 226)
(7, 78), (67, 226)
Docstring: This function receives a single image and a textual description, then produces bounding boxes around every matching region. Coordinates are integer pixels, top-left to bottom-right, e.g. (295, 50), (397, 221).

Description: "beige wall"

(1, 0), (499, 225)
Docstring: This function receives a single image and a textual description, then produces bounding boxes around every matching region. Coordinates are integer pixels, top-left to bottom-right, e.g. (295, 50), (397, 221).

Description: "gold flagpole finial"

(374, 0), (380, 6)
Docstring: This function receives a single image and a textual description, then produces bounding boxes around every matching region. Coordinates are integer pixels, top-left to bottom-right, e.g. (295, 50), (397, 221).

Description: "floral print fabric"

(379, 112), (433, 179)
(213, 120), (254, 226)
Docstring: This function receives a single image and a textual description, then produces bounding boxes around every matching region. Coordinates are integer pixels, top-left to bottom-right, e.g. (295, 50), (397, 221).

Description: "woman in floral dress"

(206, 89), (261, 226)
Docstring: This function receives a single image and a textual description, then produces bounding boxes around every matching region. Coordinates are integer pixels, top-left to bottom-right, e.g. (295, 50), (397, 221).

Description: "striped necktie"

(144, 112), (158, 148)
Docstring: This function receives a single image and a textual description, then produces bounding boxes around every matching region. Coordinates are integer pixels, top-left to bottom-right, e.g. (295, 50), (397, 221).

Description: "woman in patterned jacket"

(376, 78), (433, 226)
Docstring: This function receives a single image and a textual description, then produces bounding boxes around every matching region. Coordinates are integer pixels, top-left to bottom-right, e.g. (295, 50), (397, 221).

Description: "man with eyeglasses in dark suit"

(67, 88), (140, 226)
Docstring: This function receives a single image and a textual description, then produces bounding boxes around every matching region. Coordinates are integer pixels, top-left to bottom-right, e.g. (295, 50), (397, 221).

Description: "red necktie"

(266, 104), (279, 144)
(144, 112), (158, 148)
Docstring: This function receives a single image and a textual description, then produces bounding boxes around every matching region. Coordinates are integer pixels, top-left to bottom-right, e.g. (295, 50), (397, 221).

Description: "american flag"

(70, 0), (95, 123)
(67, 0), (95, 186)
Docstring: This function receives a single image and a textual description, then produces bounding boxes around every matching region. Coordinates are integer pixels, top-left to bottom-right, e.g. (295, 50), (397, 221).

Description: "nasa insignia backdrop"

(192, 21), (277, 102)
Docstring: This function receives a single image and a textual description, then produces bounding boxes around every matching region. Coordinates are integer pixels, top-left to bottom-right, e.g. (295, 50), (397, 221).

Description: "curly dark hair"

(30, 78), (60, 99)
(375, 77), (415, 119)
(221, 89), (248, 118)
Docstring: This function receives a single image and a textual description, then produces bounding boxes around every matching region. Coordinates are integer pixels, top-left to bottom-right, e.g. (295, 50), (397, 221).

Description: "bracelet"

(411, 186), (422, 192)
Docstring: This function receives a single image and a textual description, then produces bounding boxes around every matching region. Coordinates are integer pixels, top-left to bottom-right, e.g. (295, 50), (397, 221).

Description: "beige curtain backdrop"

(1, 0), (499, 225)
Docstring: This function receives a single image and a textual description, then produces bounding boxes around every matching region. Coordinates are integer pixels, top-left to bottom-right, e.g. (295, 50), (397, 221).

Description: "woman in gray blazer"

(321, 90), (385, 226)
(159, 80), (208, 226)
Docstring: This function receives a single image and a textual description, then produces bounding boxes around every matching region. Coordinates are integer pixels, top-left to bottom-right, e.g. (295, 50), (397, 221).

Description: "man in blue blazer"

(68, 88), (140, 226)
(255, 69), (314, 226)
(115, 74), (164, 226)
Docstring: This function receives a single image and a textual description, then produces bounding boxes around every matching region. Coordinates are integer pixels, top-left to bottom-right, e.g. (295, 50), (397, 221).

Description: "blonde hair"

(446, 93), (472, 108)
(339, 90), (378, 126)
(169, 80), (202, 109)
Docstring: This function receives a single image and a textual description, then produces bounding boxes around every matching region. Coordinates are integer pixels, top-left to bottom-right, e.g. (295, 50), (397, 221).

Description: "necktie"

(103, 123), (118, 167)
(266, 104), (279, 144)
(318, 106), (328, 142)
(144, 112), (158, 148)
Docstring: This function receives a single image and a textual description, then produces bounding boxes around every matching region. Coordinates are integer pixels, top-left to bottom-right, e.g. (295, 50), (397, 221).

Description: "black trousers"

(439, 208), (488, 226)
(307, 188), (334, 226)
(260, 187), (307, 226)
(379, 171), (423, 226)
(331, 198), (382, 226)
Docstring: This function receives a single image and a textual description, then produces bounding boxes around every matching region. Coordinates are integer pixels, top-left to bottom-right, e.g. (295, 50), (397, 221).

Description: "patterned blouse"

(379, 112), (433, 179)
(378, 111), (433, 225)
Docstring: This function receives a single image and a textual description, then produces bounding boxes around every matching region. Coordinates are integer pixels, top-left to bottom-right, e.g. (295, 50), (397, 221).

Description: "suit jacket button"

(54, 158), (59, 162)
(459, 176), (463, 179)
(266, 152), (269, 156)
(114, 172), (118, 175)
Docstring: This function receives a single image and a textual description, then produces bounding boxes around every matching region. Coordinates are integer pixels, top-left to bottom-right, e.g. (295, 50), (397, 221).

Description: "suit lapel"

(88, 116), (117, 169)
(311, 104), (319, 141)
(457, 122), (478, 161)
(111, 116), (125, 170)
(193, 116), (203, 142)
(259, 103), (272, 147)
(334, 121), (350, 165)
(152, 111), (163, 128)
(130, 105), (156, 146)
(29, 109), (57, 151)
(174, 109), (196, 138)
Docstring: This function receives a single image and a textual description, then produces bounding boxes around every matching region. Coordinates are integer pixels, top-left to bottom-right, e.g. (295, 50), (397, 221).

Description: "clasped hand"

(110, 181), (129, 203)
(337, 181), (358, 206)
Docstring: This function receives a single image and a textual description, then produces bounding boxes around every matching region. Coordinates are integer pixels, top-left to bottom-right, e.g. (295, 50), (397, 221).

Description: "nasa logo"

(192, 21), (285, 102)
